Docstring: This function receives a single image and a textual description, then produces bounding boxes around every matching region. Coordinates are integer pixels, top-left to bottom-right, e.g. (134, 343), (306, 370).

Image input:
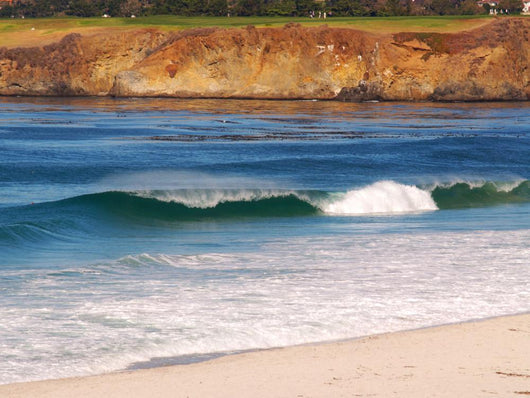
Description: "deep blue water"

(0, 98), (529, 383)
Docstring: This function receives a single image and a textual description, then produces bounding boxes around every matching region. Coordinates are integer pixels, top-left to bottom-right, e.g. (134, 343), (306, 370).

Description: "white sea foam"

(322, 181), (438, 215)
(133, 181), (439, 216)
(1, 229), (529, 384)
(422, 177), (526, 193)
(134, 189), (299, 209)
(490, 179), (526, 192)
(101, 178), (526, 215)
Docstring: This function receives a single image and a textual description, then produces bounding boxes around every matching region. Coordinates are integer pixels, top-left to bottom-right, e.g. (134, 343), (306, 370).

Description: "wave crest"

(323, 181), (438, 215)
(430, 180), (530, 209)
(3, 180), (529, 233)
(134, 189), (304, 209)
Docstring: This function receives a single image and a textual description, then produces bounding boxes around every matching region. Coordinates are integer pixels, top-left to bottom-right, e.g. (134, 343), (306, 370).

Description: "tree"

(263, 0), (296, 15)
(66, 0), (98, 16)
(119, 0), (142, 16)
(0, 4), (14, 17)
(429, 0), (455, 14)
(208, 0), (229, 15)
(460, 0), (484, 14)
(295, 0), (318, 15)
(329, 0), (369, 16)
(385, 0), (407, 15)
(233, 0), (264, 15)
(499, 0), (522, 12)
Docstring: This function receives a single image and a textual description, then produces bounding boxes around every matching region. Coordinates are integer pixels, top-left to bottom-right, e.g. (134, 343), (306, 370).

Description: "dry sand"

(1, 313), (529, 397)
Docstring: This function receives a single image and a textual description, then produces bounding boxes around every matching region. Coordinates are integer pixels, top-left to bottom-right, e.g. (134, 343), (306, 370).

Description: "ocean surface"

(0, 98), (529, 384)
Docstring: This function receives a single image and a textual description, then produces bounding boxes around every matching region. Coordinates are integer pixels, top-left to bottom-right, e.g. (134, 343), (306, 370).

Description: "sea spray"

(134, 189), (304, 209)
(323, 181), (438, 215)
(134, 184), (440, 216)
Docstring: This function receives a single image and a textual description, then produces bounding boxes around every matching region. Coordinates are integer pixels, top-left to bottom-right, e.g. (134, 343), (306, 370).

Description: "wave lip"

(323, 181), (438, 215)
(73, 190), (320, 220)
(134, 189), (304, 209)
(430, 180), (530, 209)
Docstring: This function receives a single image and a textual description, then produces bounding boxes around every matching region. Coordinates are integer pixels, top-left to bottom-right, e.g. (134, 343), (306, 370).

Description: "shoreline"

(2, 313), (529, 397)
(2, 94), (530, 104)
(126, 311), (529, 370)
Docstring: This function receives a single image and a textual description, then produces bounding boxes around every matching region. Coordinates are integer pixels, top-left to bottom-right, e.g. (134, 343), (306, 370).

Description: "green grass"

(329, 15), (493, 32)
(0, 14), (494, 32)
(0, 14), (500, 47)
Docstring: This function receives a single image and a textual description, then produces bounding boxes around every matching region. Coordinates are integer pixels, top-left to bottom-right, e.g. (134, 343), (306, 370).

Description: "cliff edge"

(1, 18), (529, 101)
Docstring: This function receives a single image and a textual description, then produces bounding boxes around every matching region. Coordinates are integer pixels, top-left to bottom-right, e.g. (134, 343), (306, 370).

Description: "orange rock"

(0, 20), (528, 101)
(165, 64), (178, 79)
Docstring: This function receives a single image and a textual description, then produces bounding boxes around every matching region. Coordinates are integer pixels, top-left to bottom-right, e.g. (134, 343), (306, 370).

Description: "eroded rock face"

(0, 19), (529, 101)
(0, 29), (167, 96)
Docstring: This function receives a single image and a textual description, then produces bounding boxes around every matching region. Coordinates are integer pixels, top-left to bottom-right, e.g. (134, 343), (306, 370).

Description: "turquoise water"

(0, 98), (529, 383)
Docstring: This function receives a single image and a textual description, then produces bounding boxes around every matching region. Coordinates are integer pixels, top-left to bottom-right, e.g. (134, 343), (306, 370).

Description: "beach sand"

(1, 313), (529, 397)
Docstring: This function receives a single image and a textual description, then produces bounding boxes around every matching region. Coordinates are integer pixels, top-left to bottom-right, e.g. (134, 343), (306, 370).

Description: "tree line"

(0, 0), (523, 19)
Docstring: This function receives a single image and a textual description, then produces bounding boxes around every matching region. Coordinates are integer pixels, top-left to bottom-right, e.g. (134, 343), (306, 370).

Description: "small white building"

(522, 0), (530, 14)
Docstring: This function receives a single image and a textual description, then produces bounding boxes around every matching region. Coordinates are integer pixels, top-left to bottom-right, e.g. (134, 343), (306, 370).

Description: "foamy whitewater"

(0, 98), (529, 384)
(135, 180), (439, 215)
(322, 181), (438, 214)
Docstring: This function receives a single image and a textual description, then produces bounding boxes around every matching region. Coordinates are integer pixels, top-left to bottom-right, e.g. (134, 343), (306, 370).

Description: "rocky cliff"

(1, 18), (529, 101)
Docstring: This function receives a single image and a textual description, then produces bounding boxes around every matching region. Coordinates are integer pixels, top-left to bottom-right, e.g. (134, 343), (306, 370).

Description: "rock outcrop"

(0, 18), (529, 101)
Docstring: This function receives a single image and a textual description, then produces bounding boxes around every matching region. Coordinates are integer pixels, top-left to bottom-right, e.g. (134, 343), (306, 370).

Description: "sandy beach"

(1, 313), (529, 398)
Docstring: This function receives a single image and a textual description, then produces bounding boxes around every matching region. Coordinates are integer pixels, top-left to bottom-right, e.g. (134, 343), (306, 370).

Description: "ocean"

(0, 97), (528, 384)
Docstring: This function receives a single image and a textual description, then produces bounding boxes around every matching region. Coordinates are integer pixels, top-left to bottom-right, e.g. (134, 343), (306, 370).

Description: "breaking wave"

(1, 180), (529, 244)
